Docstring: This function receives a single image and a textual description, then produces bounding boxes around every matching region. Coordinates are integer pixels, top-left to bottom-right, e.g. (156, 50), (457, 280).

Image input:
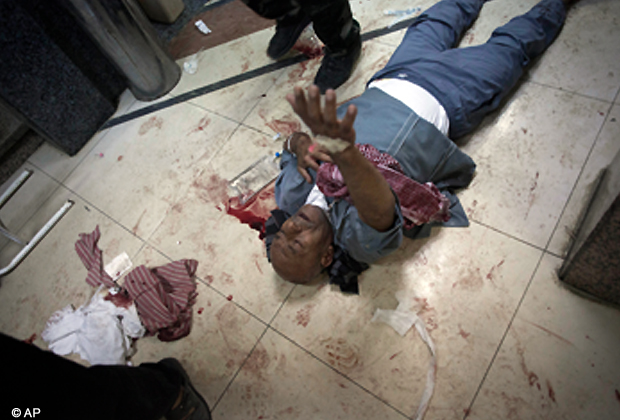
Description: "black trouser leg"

(3, 333), (181, 420)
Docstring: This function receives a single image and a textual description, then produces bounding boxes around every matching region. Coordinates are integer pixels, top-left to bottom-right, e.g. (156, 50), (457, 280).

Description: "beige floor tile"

(172, 28), (275, 95)
(468, 254), (620, 420)
(214, 328), (409, 420)
(0, 166), (62, 251)
(242, 40), (395, 137)
(548, 103), (620, 256)
(27, 133), (107, 184)
(169, 29), (287, 121)
(528, 0), (620, 102)
(0, 187), (144, 346)
(129, 245), (268, 409)
(62, 103), (238, 242)
(147, 126), (293, 323)
(23, 89), (141, 187)
(459, 83), (607, 248)
(186, 72), (284, 123)
(270, 223), (542, 417)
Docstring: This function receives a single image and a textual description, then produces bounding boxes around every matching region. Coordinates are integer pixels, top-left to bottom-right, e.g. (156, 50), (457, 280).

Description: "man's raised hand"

(286, 85), (357, 148)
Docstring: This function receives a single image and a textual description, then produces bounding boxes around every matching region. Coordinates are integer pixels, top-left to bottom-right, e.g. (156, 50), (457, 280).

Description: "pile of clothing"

(42, 226), (198, 365)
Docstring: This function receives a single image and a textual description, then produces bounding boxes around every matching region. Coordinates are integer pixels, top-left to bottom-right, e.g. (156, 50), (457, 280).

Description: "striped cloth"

(75, 227), (198, 342)
(75, 225), (115, 289)
(316, 144), (451, 229)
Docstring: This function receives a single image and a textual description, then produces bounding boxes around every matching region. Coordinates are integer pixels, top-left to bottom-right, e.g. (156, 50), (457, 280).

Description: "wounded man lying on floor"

(263, 0), (574, 293)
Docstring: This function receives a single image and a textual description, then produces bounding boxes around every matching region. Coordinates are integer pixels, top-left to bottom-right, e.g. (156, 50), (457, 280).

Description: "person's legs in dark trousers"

(3, 333), (209, 420)
(377, 0), (487, 67)
(299, 0), (361, 92)
(241, 0), (361, 92)
(369, 0), (567, 139)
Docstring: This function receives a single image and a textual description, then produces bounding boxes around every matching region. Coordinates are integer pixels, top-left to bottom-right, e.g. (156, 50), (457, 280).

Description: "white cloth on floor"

(371, 291), (437, 420)
(42, 286), (145, 365)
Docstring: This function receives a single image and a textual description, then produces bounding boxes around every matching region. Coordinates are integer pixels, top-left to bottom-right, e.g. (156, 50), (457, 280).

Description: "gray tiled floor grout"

(462, 250), (546, 419)
(542, 99), (615, 254)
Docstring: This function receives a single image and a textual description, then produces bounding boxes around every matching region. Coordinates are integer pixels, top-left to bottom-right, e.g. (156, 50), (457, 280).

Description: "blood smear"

(226, 182), (276, 238)
(105, 291), (133, 309)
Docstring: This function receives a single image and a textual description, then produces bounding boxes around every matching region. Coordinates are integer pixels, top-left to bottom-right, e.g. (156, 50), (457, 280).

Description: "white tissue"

(42, 286), (145, 365)
(195, 20), (211, 35)
(371, 291), (437, 420)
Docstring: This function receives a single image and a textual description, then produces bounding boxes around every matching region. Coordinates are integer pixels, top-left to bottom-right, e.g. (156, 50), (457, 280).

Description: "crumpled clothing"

(42, 286), (145, 365)
(124, 262), (198, 342)
(316, 144), (451, 228)
(75, 226), (198, 342)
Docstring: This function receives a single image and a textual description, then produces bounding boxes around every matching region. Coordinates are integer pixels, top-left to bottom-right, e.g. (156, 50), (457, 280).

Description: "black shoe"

(161, 358), (212, 420)
(314, 38), (362, 93)
(267, 14), (313, 60)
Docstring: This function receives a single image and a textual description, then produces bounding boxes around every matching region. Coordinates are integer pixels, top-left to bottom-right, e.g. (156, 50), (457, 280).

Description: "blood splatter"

(197, 307), (204, 314)
(526, 321), (573, 346)
(117, 155), (123, 161)
(530, 171), (539, 192)
(321, 337), (361, 373)
(293, 42), (324, 59)
(389, 351), (401, 360)
(295, 304), (315, 327)
(221, 272), (235, 285)
(138, 116), (163, 135)
(458, 327), (471, 339)
(244, 344), (270, 375)
(24, 333), (37, 345)
(226, 295), (233, 301)
(105, 290), (133, 309)
(264, 116), (301, 135)
(254, 259), (263, 275)
(132, 209), (147, 235)
(517, 346), (539, 388)
(188, 116), (211, 135)
(546, 380), (556, 403)
(192, 173), (230, 204)
(226, 183), (277, 238)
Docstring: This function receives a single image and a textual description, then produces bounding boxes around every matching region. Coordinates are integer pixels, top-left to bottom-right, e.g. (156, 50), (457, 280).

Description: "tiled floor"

(1, 0), (620, 419)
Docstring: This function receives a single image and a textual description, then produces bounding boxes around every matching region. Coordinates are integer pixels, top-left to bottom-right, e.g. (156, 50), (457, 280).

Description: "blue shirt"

(274, 88), (476, 264)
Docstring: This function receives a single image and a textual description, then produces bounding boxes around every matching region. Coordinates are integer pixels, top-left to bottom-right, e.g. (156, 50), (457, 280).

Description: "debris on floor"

(292, 24), (323, 58)
(104, 251), (133, 281)
(42, 285), (145, 365)
(372, 291), (437, 420)
(194, 19), (211, 35)
(75, 226), (199, 342)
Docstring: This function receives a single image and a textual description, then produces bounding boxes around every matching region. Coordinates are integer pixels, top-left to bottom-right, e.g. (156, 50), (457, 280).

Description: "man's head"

(269, 204), (334, 284)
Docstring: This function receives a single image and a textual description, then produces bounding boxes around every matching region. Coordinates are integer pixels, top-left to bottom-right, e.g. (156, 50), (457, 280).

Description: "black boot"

(313, 23), (361, 93)
(267, 13), (313, 60)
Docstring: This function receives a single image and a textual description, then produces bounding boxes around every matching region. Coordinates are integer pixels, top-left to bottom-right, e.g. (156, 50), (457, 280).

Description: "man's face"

(270, 204), (334, 284)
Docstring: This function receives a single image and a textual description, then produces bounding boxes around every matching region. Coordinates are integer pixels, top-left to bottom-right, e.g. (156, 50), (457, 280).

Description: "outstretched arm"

(286, 85), (396, 232)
